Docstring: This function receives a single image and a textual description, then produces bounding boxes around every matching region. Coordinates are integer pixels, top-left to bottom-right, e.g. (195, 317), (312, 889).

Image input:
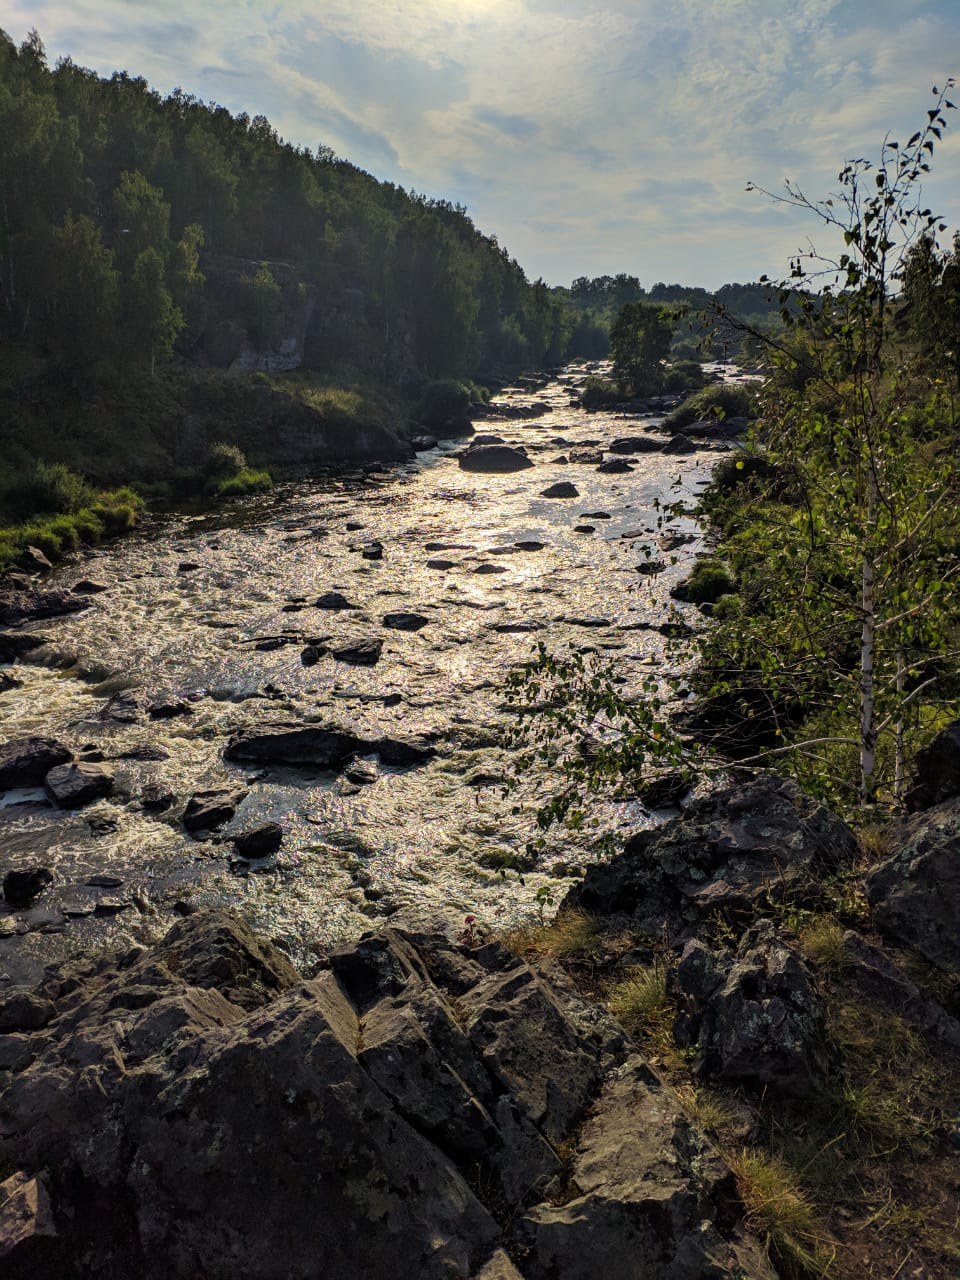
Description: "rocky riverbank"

(2, 763), (959, 1277)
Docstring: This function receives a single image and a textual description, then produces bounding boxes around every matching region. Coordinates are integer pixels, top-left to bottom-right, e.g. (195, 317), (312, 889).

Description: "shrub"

(579, 377), (622, 410)
(671, 558), (737, 605)
(664, 383), (757, 431)
(214, 468), (272, 497)
(205, 441), (248, 478)
(418, 379), (472, 428)
(662, 360), (707, 393)
(3, 461), (95, 521)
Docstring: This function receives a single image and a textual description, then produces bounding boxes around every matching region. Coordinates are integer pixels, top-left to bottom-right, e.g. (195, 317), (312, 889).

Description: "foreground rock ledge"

(0, 910), (775, 1279)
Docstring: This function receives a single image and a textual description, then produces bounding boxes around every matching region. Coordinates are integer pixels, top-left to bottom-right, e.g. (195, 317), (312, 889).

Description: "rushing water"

(0, 364), (744, 985)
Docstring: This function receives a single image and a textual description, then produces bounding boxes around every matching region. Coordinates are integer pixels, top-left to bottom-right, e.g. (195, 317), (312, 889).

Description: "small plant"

(729, 1149), (833, 1277)
(608, 961), (671, 1034)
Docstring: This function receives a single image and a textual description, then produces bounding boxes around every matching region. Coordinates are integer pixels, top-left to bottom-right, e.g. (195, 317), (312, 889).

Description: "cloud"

(4, 0), (958, 288)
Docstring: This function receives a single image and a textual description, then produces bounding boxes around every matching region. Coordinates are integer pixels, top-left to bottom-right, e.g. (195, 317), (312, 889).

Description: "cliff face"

(0, 908), (775, 1280)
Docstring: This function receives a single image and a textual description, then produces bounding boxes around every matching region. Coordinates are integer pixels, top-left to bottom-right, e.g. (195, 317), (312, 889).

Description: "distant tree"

(610, 302), (674, 395)
(122, 246), (183, 373)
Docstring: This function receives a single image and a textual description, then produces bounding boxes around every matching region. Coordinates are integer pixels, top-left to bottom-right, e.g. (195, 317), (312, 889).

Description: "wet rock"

(140, 784), (175, 814)
(574, 525), (595, 533)
(426, 559), (456, 570)
(673, 920), (830, 1096)
(344, 758), (378, 785)
(233, 823), (284, 858)
(360, 541), (384, 561)
(905, 720), (960, 810)
(558, 616), (611, 628)
(315, 591), (357, 610)
(0, 738), (72, 791)
(540, 481), (579, 498)
(581, 512), (612, 520)
(331, 636), (383, 665)
(182, 786), (249, 834)
(0, 589), (88, 629)
(472, 433), (506, 445)
(0, 671), (22, 692)
(596, 459), (634, 474)
(3, 868), (54, 908)
(18, 545), (53, 573)
(300, 645), (322, 666)
(383, 612), (429, 631)
(0, 631), (50, 662)
(568, 448), (603, 464)
(177, 561), (200, 573)
(564, 776), (856, 942)
(226, 725), (369, 769)
(411, 434), (438, 451)
(866, 798), (960, 971)
(375, 735), (437, 767)
(473, 563), (507, 575)
(254, 637), (289, 651)
(148, 697), (192, 720)
(458, 445), (533, 473)
(635, 559), (666, 575)
(607, 436), (664, 454)
(0, 992), (56, 1033)
(514, 540), (545, 552)
(636, 771), (689, 809)
(71, 580), (108, 594)
(662, 434), (697, 454)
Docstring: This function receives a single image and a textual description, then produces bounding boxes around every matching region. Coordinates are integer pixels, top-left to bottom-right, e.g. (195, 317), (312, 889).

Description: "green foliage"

(417, 378), (473, 427)
(213, 467), (272, 497)
(670, 558), (737, 605)
(610, 301), (675, 396)
(205, 441), (248, 478)
(579, 376), (622, 410)
(661, 359), (708, 393)
(2, 461), (94, 520)
(663, 383), (757, 431)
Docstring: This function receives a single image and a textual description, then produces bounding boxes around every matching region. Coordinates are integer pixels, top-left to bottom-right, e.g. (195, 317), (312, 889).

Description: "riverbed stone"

(0, 738), (72, 791)
(2, 869), (54, 909)
(182, 786), (249, 834)
(43, 762), (115, 809)
(596, 459), (634, 474)
(540, 481), (579, 498)
(458, 445), (533, 473)
(315, 591), (357, 610)
(360, 541), (384, 560)
(233, 823), (284, 858)
(0, 631), (50, 662)
(607, 436), (663, 454)
(383, 611), (429, 631)
(330, 636), (383, 665)
(17, 545), (53, 573)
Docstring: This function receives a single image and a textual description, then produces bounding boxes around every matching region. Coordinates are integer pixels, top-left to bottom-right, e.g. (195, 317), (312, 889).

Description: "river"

(0, 363), (744, 985)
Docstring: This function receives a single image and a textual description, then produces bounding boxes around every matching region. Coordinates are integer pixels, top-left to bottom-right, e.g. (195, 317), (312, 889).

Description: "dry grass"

(729, 1148), (835, 1277)
(501, 909), (602, 959)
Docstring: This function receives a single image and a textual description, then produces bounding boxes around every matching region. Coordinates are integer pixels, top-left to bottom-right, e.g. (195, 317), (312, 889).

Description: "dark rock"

(564, 775), (856, 942)
(673, 920), (830, 1096)
(3, 868), (54, 908)
(0, 993), (57, 1032)
(540, 482), (579, 498)
(148, 698), (193, 720)
(607, 436), (663, 454)
(254, 637), (290, 651)
(472, 433), (506, 445)
(636, 771), (689, 809)
(573, 525), (595, 533)
(0, 631), (50, 663)
(596, 459), (634, 474)
(177, 561), (200, 573)
(0, 590), (88, 629)
(360, 541), (384, 561)
(300, 645), (322, 666)
(375, 735), (437, 767)
(140, 784), (175, 813)
(426, 559), (456, 570)
(343, 758), (378, 785)
(514, 540), (545, 552)
(581, 512), (612, 520)
(0, 671), (22, 692)
(662, 434), (697, 455)
(18, 545), (53, 573)
(233, 823), (284, 858)
(71, 580), (109, 595)
(0, 1170), (60, 1271)
(472, 563), (507, 574)
(840, 930), (960, 1049)
(383, 612), (429, 631)
(411, 434), (438, 451)
(866, 799), (960, 971)
(0, 738), (72, 791)
(226, 725), (369, 769)
(315, 591), (356, 610)
(635, 559), (666, 575)
(182, 786), (249, 833)
(331, 636), (383, 665)
(905, 720), (960, 810)
(458, 445), (533, 473)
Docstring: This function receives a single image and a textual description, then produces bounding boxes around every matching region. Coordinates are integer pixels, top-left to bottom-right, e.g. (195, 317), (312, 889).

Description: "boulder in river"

(607, 436), (664, 454)
(596, 459), (634, 474)
(360, 541), (384, 561)
(315, 591), (357, 610)
(330, 636), (383, 665)
(224, 724), (437, 770)
(43, 763), (114, 809)
(233, 823), (284, 859)
(0, 589), (88, 629)
(17, 546), (53, 574)
(0, 909), (775, 1279)
(0, 738), (72, 791)
(539, 481), (579, 498)
(182, 786), (249, 834)
(382, 612), (429, 631)
(458, 445), (533, 473)
(3, 867), (54, 908)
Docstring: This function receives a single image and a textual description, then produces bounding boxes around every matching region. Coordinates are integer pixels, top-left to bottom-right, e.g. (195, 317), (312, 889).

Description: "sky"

(5, 1), (959, 290)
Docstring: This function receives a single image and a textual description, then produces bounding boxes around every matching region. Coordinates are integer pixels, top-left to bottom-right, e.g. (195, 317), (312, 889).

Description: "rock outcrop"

(0, 910), (776, 1279)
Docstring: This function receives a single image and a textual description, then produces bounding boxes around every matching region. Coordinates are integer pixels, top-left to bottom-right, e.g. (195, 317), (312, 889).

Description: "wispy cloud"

(4, 0), (957, 287)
